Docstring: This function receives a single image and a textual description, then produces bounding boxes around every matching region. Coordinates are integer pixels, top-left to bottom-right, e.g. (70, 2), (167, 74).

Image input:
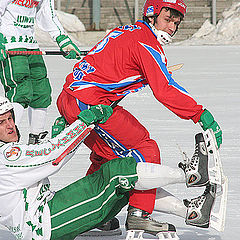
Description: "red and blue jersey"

(63, 20), (203, 123)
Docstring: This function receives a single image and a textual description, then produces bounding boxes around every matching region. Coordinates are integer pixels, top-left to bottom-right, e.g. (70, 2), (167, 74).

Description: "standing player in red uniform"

(56, 0), (222, 234)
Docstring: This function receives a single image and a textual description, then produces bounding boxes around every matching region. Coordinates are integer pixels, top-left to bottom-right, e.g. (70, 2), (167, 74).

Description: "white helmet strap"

(150, 23), (173, 45)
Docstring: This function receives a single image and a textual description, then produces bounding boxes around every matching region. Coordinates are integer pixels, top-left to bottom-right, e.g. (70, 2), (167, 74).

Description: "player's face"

(153, 8), (181, 36)
(0, 111), (18, 143)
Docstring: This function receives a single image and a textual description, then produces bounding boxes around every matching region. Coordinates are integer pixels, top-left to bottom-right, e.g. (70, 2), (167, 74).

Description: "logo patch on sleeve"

(4, 146), (22, 161)
(119, 177), (131, 189)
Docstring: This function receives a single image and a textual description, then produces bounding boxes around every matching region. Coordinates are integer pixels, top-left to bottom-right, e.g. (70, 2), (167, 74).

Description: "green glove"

(56, 35), (81, 59)
(0, 33), (7, 61)
(199, 109), (222, 148)
(51, 116), (67, 138)
(78, 105), (113, 126)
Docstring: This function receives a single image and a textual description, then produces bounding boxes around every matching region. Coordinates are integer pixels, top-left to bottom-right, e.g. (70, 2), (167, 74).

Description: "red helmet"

(143, 0), (187, 17)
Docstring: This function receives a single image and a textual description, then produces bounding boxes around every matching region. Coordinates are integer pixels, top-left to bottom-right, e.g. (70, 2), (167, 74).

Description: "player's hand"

(199, 109), (222, 148)
(56, 35), (81, 60)
(78, 105), (113, 126)
(0, 33), (7, 61)
(51, 116), (67, 138)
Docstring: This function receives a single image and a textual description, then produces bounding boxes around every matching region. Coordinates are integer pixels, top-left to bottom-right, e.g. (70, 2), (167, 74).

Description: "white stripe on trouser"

(1, 58), (17, 99)
(7, 57), (18, 102)
(51, 173), (137, 231)
(51, 190), (117, 231)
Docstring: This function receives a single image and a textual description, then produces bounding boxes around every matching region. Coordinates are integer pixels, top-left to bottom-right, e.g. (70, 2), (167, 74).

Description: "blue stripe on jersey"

(76, 99), (90, 110)
(70, 77), (144, 92)
(140, 43), (189, 94)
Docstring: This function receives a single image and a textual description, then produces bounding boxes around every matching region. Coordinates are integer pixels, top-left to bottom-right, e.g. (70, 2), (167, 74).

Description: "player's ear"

(148, 16), (155, 25)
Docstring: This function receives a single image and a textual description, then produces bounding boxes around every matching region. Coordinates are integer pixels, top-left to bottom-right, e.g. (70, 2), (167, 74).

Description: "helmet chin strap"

(150, 23), (173, 45)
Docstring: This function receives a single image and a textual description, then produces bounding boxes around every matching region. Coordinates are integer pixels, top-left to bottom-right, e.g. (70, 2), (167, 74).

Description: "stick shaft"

(6, 51), (184, 71)
(6, 50), (89, 56)
(52, 98), (123, 166)
(52, 125), (93, 166)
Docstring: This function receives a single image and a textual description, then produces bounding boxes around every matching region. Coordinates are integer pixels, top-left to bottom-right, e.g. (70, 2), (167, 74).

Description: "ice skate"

(179, 133), (209, 187)
(81, 217), (122, 236)
(125, 206), (179, 240)
(185, 183), (216, 228)
(28, 131), (48, 145)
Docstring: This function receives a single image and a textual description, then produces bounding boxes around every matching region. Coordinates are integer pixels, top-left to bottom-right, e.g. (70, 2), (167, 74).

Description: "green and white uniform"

(0, 119), (138, 240)
(0, 0), (66, 107)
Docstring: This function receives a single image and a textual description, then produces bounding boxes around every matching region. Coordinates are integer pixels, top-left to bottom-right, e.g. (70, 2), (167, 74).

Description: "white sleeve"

(36, 0), (66, 40)
(0, 119), (90, 189)
(0, 0), (12, 27)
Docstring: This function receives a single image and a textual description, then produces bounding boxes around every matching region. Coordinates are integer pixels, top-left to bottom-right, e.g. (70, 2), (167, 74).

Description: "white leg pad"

(28, 107), (47, 134)
(12, 102), (24, 125)
(135, 163), (185, 190)
(154, 188), (187, 218)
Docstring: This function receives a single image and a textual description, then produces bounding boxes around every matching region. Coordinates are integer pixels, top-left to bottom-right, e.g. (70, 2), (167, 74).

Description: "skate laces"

(186, 143), (199, 171)
(188, 184), (211, 209)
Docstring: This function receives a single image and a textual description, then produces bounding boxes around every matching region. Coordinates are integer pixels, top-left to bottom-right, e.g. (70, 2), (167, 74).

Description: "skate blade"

(156, 231), (179, 240)
(81, 228), (122, 236)
(126, 230), (179, 240)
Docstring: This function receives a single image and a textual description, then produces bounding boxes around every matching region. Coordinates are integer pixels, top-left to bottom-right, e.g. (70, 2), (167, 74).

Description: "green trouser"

(48, 157), (138, 240)
(0, 48), (51, 108)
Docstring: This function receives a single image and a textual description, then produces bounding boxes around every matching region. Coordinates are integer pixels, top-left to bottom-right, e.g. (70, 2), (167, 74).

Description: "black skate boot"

(185, 183), (217, 228)
(97, 217), (121, 232)
(126, 206), (178, 239)
(179, 133), (209, 187)
(28, 131), (48, 145)
(82, 217), (122, 236)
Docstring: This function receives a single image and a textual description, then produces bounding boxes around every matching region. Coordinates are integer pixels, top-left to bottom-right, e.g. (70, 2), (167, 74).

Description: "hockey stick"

(167, 63), (183, 72)
(52, 124), (94, 166)
(6, 50), (89, 56)
(52, 99), (123, 166)
(52, 63), (183, 166)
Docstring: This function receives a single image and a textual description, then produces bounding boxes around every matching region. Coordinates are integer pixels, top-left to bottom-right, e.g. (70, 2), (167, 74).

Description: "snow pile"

(35, 10), (85, 47)
(55, 10), (86, 32)
(176, 2), (240, 45)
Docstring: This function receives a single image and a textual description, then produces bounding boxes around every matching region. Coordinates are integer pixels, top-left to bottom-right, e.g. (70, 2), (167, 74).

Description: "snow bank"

(176, 2), (240, 45)
(55, 10), (85, 32)
(36, 3), (240, 47)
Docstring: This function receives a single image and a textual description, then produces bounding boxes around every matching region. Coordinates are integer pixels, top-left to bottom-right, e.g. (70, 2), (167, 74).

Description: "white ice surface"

(0, 45), (239, 239)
